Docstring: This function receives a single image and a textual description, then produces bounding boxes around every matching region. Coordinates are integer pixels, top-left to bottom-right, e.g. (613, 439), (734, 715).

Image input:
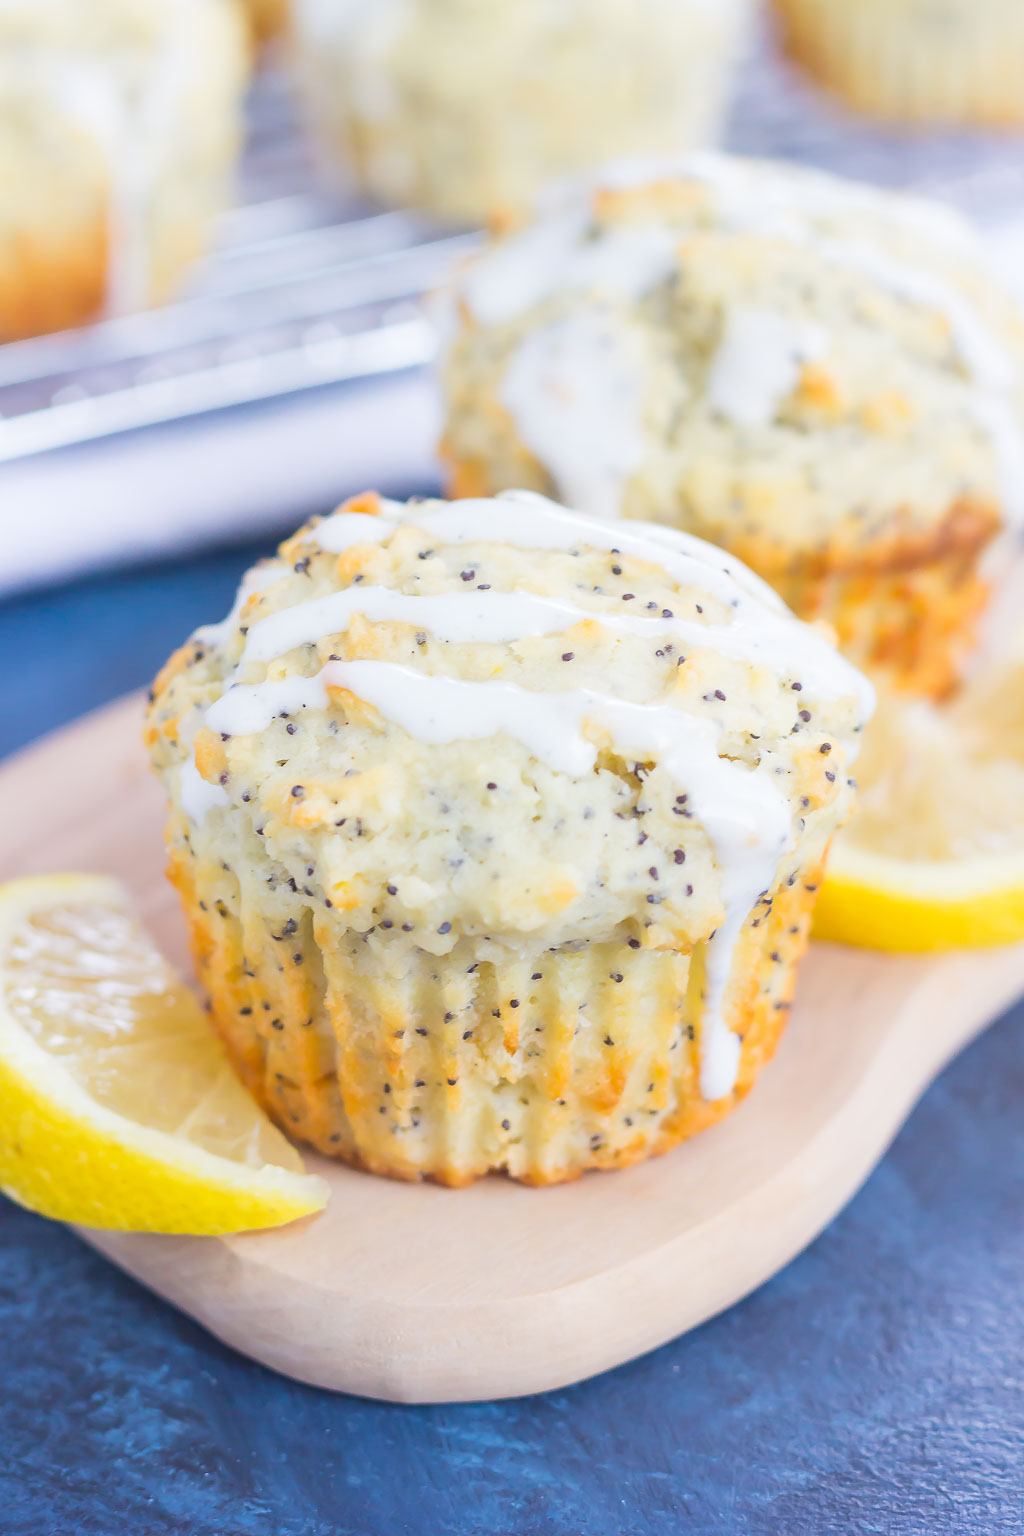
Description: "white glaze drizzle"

(238, 566), (869, 711)
(708, 307), (828, 429)
(39, 61), (131, 300)
(194, 561), (286, 649)
(308, 493), (872, 712)
(805, 236), (1024, 525)
(178, 757), (228, 827)
(317, 490), (775, 607)
(594, 151), (987, 260)
(5, 2), (211, 316)
(241, 585), (619, 664)
(499, 310), (651, 520)
(464, 210), (677, 329)
(669, 154), (1016, 380)
(462, 208), (589, 327)
(108, 23), (196, 316)
(302, 506), (403, 554)
(204, 675), (333, 738)
(811, 236), (1017, 391)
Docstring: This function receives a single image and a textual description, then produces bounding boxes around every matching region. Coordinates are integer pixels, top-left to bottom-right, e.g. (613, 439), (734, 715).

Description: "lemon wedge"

(815, 649), (1024, 951)
(0, 873), (328, 1232)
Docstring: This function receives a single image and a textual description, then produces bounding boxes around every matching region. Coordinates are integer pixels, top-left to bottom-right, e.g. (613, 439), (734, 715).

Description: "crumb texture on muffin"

(147, 491), (871, 1184)
(442, 154), (1024, 696)
(0, 0), (246, 338)
(289, 0), (752, 221)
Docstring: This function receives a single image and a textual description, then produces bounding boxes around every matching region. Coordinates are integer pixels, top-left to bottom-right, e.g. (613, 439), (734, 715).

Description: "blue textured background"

(1, 543), (1022, 1536)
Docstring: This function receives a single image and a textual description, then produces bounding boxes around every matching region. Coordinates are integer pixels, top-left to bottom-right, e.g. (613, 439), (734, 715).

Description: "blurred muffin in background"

(441, 154), (1024, 699)
(289, 0), (753, 223)
(773, 0), (1024, 126)
(243, 0), (289, 48)
(146, 489), (870, 1185)
(0, 0), (247, 340)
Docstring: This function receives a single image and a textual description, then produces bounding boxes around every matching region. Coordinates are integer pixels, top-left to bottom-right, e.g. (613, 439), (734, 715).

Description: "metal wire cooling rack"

(2, 26), (1023, 592)
(0, 71), (477, 465)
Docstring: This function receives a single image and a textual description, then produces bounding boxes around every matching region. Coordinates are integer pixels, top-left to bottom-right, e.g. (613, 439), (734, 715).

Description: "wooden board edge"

(76, 950), (1022, 1403)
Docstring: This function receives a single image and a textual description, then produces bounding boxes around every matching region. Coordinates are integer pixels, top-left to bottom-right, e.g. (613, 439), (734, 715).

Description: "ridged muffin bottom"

(774, 0), (1024, 126)
(169, 844), (825, 1186)
(731, 500), (1001, 702)
(0, 218), (109, 340)
(0, 209), (224, 338)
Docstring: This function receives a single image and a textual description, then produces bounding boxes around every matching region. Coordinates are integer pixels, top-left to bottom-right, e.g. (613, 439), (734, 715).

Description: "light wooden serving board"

(2, 693), (1023, 1404)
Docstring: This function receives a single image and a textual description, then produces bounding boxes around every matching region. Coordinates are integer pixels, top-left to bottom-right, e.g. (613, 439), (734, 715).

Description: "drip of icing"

(241, 585), (629, 664)
(427, 494), (871, 709)
(199, 655), (792, 1100)
(5, 3), (211, 316)
(462, 208), (589, 326)
(464, 212), (678, 328)
(27, 57), (143, 311)
(708, 307), (828, 429)
(194, 561), (285, 648)
(106, 23), (196, 316)
(178, 758), (228, 826)
(469, 151), (983, 330)
(204, 675), (333, 737)
(240, 585), (601, 663)
(301, 508), (402, 554)
(323, 491), (777, 606)
(804, 236), (1024, 525)
(812, 237), (1017, 393)
(595, 151), (986, 260)
(306, 492), (874, 713)
(499, 311), (650, 520)
(238, 567), (870, 710)
(670, 157), (1023, 418)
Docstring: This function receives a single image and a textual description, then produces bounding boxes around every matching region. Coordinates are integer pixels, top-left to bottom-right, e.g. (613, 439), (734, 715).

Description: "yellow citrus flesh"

(0, 874), (328, 1233)
(816, 648), (1024, 951)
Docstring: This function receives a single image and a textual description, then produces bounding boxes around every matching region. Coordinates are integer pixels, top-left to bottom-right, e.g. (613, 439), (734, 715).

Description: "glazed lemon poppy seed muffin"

(441, 154), (1024, 700)
(0, 0), (247, 339)
(289, 0), (753, 223)
(146, 491), (871, 1186)
(773, 0), (1024, 127)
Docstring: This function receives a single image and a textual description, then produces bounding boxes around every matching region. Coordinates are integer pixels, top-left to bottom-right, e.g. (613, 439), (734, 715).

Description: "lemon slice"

(0, 874), (328, 1232)
(815, 649), (1024, 951)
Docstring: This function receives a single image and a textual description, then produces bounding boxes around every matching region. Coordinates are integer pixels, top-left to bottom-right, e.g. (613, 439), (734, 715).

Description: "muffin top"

(443, 154), (1024, 567)
(147, 491), (871, 1098)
